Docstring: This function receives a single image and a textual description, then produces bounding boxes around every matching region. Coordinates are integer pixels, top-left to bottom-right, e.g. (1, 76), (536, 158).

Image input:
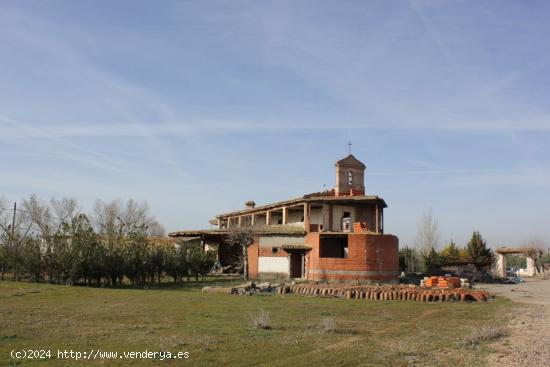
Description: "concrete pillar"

(526, 256), (537, 277)
(495, 253), (506, 278)
(238, 216), (242, 228)
(328, 204), (333, 231)
(266, 211), (271, 226)
(282, 206), (288, 225)
(322, 204), (330, 232)
(375, 204), (379, 233)
(251, 213), (255, 226)
(303, 203), (310, 231)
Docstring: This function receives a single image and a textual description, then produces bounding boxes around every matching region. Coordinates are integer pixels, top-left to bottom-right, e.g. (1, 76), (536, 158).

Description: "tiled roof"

(335, 154), (366, 168)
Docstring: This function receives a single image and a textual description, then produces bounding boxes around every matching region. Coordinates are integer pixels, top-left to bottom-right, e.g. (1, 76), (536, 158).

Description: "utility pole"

(9, 202), (16, 248)
(10, 202), (16, 281)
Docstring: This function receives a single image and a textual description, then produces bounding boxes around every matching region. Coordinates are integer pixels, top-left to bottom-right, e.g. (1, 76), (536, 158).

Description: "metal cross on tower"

(348, 141), (352, 154)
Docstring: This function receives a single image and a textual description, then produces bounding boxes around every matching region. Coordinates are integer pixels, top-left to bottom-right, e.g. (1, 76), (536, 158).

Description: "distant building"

(170, 154), (399, 282)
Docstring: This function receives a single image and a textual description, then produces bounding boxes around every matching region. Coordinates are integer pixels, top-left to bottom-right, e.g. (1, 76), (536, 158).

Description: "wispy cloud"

(371, 167), (547, 177)
(1, 1), (550, 245)
(0, 114), (131, 174)
(1, 117), (550, 140)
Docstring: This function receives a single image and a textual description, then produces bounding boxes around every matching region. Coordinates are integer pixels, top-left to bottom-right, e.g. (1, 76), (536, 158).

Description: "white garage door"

(258, 257), (289, 274)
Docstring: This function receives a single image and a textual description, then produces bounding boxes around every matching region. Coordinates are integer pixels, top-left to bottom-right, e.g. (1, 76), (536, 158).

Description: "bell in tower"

(335, 154), (366, 196)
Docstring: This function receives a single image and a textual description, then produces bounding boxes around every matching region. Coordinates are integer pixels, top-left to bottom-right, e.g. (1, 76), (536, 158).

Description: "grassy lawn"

(0, 280), (510, 366)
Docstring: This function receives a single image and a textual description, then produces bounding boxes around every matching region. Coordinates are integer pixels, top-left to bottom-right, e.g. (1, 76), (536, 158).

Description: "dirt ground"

(481, 278), (550, 367)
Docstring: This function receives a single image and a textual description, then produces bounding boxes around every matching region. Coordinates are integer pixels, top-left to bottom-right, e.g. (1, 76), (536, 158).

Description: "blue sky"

(1, 0), (549, 248)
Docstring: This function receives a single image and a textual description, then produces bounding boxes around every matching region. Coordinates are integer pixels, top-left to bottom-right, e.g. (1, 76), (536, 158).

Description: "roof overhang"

(216, 195), (387, 218)
(281, 243), (312, 251)
(168, 225), (306, 238)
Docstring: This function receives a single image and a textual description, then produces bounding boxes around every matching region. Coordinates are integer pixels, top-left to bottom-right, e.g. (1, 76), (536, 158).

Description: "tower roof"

(335, 154), (366, 169)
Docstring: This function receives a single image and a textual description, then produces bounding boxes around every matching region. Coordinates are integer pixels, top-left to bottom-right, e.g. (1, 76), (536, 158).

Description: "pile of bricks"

(423, 276), (462, 288)
(353, 222), (368, 232)
(280, 284), (489, 302)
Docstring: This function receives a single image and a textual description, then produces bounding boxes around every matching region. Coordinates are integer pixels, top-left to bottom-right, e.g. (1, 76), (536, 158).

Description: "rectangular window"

(319, 235), (349, 258)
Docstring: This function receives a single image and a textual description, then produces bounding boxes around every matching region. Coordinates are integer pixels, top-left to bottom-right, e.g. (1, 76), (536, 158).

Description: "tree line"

(401, 208), (550, 273)
(400, 209), (494, 273)
(399, 230), (493, 273)
(0, 195), (216, 285)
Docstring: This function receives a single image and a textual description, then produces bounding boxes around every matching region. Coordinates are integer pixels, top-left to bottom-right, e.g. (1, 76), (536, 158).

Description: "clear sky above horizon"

(1, 0), (549, 248)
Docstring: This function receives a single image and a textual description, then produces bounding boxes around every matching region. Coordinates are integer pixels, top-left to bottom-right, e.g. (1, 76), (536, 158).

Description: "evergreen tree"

(467, 231), (492, 261)
(21, 238), (43, 282)
(398, 246), (421, 272)
(440, 241), (460, 262)
(423, 247), (441, 273)
(458, 247), (470, 261)
(103, 235), (126, 286)
(187, 243), (216, 281)
(124, 227), (150, 285)
(165, 244), (188, 283)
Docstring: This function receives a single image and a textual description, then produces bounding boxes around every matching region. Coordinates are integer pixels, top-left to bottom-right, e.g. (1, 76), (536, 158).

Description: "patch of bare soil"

(482, 279), (550, 367)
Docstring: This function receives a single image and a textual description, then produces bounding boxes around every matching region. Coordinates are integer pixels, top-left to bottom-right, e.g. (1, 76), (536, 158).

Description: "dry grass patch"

(321, 316), (336, 333)
(250, 309), (271, 329)
(463, 323), (507, 348)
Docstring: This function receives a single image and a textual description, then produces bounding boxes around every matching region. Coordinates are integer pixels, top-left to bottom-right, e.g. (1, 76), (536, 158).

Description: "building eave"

(168, 224), (307, 238)
(215, 195), (387, 219)
(215, 197), (307, 218)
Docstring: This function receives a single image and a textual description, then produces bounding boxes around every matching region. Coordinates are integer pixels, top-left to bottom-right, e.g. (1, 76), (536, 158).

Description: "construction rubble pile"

(202, 282), (280, 296)
(231, 282), (280, 295)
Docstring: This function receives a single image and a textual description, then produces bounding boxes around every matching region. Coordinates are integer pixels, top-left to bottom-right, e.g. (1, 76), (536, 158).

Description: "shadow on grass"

(84, 276), (246, 291)
(1, 275), (245, 292)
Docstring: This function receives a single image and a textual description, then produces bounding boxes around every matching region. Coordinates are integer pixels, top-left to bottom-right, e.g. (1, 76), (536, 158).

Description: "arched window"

(348, 171), (353, 185)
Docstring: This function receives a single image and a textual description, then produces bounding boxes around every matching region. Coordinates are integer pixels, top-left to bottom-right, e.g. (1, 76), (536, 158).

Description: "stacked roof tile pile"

(281, 284), (489, 302)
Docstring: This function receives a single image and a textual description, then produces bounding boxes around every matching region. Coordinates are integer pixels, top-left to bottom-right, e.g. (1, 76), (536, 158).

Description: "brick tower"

(335, 154), (366, 196)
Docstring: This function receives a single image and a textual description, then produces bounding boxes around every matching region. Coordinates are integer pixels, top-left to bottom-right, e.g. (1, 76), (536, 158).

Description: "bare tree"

(0, 197), (34, 280)
(521, 237), (548, 273)
(0, 196), (7, 216)
(21, 194), (54, 238)
(50, 197), (78, 225)
(521, 237), (548, 250)
(0, 196), (10, 278)
(93, 199), (122, 235)
(414, 208), (440, 257)
(92, 199), (165, 237)
(227, 226), (255, 280)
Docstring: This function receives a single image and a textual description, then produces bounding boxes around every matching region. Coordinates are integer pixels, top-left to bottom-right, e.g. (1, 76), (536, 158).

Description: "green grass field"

(0, 279), (510, 366)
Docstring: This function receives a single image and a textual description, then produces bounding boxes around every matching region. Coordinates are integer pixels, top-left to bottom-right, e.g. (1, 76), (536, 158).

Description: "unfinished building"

(169, 154), (399, 282)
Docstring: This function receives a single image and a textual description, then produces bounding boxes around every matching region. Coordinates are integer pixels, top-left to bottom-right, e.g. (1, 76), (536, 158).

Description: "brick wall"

(247, 238), (259, 278)
(305, 232), (398, 282)
(335, 165), (365, 196)
(259, 247), (289, 257)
